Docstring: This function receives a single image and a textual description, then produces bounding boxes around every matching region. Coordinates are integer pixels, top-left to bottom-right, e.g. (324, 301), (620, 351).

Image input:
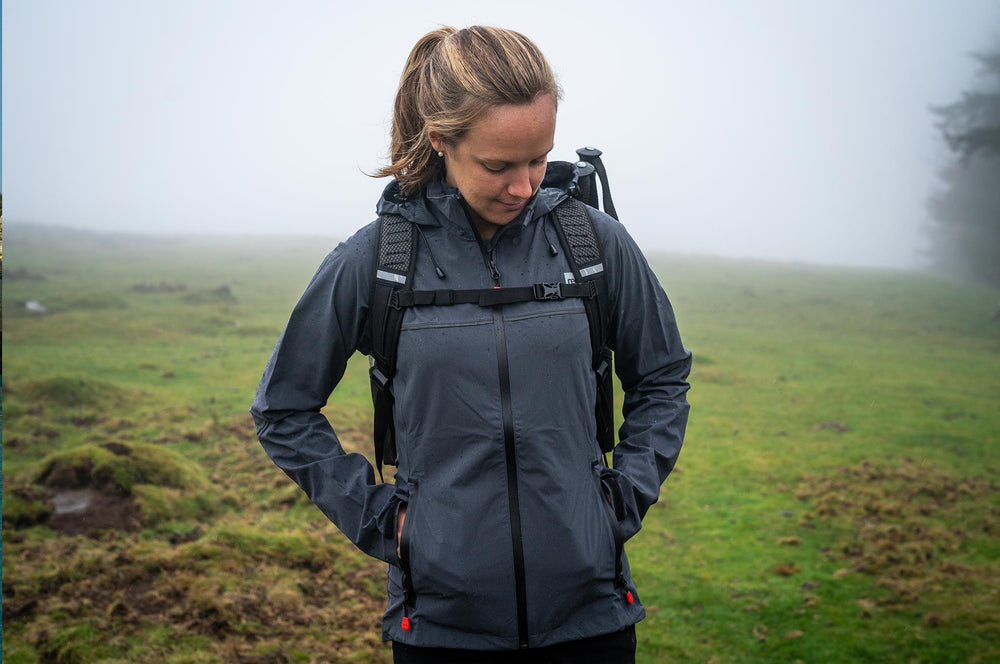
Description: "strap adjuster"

(388, 290), (401, 310)
(370, 364), (390, 390)
(434, 289), (454, 305)
(533, 283), (564, 300)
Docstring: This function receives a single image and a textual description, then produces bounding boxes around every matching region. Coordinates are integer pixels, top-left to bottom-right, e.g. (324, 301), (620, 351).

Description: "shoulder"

(557, 201), (647, 269)
(583, 205), (628, 244)
(315, 219), (381, 274)
(298, 219), (383, 301)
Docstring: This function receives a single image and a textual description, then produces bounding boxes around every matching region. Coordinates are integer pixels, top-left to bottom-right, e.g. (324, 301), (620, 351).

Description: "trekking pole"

(576, 147), (619, 221)
(573, 159), (599, 210)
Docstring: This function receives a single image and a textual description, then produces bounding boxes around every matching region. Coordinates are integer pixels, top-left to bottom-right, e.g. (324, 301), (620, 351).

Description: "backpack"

(368, 147), (618, 481)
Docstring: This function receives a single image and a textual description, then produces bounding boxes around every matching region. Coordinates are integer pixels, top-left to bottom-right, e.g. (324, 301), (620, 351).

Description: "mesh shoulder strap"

(369, 213), (416, 479)
(552, 198), (616, 455)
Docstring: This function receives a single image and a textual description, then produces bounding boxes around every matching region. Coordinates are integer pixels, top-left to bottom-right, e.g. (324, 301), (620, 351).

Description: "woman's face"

(431, 94), (556, 239)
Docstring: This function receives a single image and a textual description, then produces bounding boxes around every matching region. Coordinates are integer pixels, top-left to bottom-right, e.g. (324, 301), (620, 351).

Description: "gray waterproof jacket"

(251, 165), (691, 650)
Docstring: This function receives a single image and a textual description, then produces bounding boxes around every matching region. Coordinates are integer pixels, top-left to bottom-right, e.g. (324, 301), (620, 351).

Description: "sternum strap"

(393, 281), (596, 308)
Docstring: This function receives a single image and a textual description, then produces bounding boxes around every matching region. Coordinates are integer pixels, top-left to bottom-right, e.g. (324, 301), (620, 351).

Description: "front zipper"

(486, 248), (501, 283)
(398, 489), (417, 632)
(476, 236), (530, 649)
(495, 309), (530, 648)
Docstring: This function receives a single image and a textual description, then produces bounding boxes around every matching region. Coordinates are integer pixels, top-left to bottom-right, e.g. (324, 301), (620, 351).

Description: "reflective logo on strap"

(377, 270), (407, 285)
(580, 263), (605, 278)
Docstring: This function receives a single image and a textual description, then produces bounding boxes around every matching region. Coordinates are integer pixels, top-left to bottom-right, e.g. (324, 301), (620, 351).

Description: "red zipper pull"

(401, 616), (411, 631)
(617, 573), (635, 605)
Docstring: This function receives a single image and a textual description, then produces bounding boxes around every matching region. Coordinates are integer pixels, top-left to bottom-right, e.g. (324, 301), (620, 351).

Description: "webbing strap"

(393, 281), (596, 308)
(591, 157), (618, 221)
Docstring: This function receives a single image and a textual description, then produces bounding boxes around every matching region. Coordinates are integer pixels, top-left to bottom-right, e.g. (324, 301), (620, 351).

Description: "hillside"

(3, 224), (999, 663)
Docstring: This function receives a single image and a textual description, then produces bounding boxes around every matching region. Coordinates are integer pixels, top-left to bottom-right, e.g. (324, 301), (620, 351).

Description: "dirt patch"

(4, 475), (142, 536)
(29, 441), (215, 534)
(794, 458), (1000, 605)
(47, 488), (142, 535)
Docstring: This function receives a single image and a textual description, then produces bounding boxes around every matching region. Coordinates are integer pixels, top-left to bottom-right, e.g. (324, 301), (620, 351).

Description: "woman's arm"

(594, 213), (692, 542)
(250, 224), (407, 564)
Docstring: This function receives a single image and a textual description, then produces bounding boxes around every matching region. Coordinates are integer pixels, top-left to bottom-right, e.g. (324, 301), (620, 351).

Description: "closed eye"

(482, 155), (548, 174)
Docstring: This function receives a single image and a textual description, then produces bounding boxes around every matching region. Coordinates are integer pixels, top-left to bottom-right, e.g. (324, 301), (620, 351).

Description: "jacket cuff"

(599, 466), (644, 544)
(377, 485), (410, 567)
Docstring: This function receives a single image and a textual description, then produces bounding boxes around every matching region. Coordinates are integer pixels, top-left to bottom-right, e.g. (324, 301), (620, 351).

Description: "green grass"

(627, 257), (1000, 663)
(3, 224), (999, 663)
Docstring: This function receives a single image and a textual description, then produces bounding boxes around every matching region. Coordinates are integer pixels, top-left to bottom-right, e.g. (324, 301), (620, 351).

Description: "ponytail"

(374, 27), (456, 195)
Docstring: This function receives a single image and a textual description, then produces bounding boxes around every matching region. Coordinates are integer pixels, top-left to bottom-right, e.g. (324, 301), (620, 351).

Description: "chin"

(494, 206), (526, 224)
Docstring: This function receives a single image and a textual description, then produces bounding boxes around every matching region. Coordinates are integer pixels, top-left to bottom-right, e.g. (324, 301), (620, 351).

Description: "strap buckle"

(533, 283), (564, 300)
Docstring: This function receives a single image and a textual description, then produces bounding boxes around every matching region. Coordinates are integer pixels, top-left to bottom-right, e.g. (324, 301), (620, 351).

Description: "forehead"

(461, 95), (557, 158)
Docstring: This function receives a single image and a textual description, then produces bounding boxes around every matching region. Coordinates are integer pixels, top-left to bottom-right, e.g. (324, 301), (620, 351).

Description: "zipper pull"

(401, 569), (416, 630)
(487, 249), (501, 286)
(617, 574), (635, 604)
(401, 581), (413, 631)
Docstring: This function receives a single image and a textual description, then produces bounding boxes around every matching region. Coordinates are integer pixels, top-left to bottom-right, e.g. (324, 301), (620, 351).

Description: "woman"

(251, 25), (691, 663)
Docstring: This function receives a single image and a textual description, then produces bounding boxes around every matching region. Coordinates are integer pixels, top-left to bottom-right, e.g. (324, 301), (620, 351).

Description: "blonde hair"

(375, 26), (561, 196)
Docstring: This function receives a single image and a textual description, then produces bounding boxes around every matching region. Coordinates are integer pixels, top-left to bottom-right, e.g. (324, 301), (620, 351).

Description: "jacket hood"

(375, 161), (579, 230)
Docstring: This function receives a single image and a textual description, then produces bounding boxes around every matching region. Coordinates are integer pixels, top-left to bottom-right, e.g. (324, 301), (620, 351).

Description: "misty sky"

(3, 1), (999, 268)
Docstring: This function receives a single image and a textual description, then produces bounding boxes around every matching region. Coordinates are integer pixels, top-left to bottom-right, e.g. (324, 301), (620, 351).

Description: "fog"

(3, 0), (998, 269)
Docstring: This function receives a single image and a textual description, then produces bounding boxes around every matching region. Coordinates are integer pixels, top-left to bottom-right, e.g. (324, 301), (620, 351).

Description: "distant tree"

(927, 48), (1000, 286)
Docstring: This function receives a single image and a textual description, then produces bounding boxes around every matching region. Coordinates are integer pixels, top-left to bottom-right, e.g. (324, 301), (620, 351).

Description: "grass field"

(3, 223), (999, 663)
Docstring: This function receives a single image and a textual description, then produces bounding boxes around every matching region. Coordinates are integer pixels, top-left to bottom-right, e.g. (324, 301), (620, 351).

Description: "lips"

(498, 200), (526, 212)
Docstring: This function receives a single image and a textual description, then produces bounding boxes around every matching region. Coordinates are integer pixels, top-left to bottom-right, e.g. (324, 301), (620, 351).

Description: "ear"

(428, 131), (445, 154)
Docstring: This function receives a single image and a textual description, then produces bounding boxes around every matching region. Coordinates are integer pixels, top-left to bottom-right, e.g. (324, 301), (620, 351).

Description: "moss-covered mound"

(37, 441), (205, 493)
(14, 375), (133, 410)
(28, 441), (219, 533)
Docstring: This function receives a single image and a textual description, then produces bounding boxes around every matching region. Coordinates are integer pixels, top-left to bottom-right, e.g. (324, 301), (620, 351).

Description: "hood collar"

(375, 161), (578, 231)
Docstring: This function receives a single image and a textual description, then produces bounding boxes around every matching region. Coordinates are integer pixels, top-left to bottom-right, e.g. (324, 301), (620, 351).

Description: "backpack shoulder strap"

(369, 212), (416, 480)
(551, 198), (616, 455)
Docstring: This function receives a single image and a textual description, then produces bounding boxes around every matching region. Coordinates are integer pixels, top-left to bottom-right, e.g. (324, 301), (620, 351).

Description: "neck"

(463, 202), (499, 240)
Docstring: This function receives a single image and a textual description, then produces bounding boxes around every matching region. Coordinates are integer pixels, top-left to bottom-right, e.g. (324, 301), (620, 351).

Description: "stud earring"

(437, 151), (444, 158)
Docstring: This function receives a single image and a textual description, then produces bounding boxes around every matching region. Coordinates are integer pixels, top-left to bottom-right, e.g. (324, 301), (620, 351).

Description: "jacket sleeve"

(249, 223), (406, 565)
(594, 213), (692, 542)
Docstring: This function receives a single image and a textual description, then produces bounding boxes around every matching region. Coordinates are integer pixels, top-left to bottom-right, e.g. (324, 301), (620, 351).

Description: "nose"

(507, 168), (533, 200)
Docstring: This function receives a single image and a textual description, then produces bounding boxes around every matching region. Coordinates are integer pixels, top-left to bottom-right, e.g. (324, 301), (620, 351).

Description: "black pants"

(392, 624), (636, 664)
